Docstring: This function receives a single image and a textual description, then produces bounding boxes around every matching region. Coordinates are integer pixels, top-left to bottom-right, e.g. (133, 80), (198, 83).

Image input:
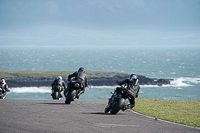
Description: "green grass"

(134, 99), (200, 128)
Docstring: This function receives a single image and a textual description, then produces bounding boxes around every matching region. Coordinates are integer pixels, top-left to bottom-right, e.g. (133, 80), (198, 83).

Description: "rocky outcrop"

(5, 72), (171, 87)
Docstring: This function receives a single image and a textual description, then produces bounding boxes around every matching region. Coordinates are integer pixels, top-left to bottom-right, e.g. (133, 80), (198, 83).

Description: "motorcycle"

(105, 84), (131, 114)
(64, 80), (82, 104)
(0, 88), (7, 99)
(52, 85), (63, 100)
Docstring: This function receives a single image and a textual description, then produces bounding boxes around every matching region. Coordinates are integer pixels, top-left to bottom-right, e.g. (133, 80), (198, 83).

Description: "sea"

(1, 46), (200, 101)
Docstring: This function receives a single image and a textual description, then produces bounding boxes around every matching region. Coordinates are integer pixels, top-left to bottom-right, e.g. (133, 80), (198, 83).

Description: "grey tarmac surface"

(0, 99), (199, 133)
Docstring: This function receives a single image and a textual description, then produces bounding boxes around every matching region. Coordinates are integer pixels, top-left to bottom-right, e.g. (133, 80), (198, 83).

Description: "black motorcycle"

(0, 88), (7, 99)
(64, 80), (82, 104)
(105, 84), (131, 114)
(52, 85), (63, 100)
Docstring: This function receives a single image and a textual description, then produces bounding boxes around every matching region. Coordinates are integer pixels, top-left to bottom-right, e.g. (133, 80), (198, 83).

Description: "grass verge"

(133, 99), (200, 128)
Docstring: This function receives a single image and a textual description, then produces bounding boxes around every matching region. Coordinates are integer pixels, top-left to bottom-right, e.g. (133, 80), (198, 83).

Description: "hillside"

(0, 71), (171, 87)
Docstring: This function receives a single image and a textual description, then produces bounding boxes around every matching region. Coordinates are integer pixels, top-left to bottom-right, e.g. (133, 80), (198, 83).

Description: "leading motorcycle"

(104, 84), (131, 114)
(64, 80), (82, 104)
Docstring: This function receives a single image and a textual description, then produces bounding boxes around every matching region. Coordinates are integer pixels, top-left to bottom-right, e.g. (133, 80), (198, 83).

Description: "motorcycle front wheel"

(110, 98), (125, 114)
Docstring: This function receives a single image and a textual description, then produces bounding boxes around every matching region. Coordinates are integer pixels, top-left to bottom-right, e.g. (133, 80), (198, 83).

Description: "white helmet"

(0, 78), (5, 83)
(130, 74), (137, 80)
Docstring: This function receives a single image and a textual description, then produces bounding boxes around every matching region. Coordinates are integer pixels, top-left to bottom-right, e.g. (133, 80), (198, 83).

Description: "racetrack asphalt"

(0, 99), (199, 133)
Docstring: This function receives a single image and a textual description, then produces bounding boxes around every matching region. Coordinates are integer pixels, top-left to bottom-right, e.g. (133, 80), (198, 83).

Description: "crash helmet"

(130, 74), (137, 80)
(57, 76), (62, 80)
(78, 67), (85, 72)
(0, 78), (5, 83)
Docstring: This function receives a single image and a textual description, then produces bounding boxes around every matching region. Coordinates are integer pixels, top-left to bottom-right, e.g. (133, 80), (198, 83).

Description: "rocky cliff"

(4, 72), (171, 87)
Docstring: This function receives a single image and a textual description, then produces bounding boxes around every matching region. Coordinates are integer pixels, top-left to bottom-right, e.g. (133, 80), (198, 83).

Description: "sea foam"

(10, 87), (51, 93)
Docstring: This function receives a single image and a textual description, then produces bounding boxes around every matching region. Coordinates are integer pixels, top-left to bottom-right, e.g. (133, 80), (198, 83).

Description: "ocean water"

(1, 46), (200, 101)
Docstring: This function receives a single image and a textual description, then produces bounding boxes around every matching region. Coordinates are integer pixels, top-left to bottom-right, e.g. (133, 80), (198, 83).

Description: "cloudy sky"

(0, 0), (200, 47)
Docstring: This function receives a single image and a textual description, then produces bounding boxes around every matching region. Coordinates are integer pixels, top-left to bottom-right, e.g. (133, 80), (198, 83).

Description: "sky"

(0, 0), (200, 47)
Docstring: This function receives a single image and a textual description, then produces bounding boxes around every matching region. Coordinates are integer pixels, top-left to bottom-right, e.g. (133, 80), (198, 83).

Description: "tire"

(0, 91), (5, 99)
(0, 93), (2, 99)
(104, 105), (111, 113)
(110, 98), (125, 114)
(53, 91), (59, 99)
(65, 90), (76, 104)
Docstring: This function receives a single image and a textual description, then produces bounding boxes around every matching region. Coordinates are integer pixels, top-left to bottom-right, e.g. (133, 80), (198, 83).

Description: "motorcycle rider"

(51, 76), (66, 98)
(116, 74), (140, 110)
(65, 67), (88, 99)
(0, 78), (10, 94)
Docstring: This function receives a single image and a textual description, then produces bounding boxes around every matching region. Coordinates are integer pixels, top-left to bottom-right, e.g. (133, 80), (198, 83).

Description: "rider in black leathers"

(116, 74), (140, 110)
(0, 78), (10, 94)
(65, 67), (88, 99)
(51, 76), (66, 98)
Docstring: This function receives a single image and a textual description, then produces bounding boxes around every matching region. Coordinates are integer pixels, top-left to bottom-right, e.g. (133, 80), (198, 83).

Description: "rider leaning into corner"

(116, 74), (140, 110)
(0, 78), (10, 94)
(65, 67), (88, 99)
(51, 76), (66, 98)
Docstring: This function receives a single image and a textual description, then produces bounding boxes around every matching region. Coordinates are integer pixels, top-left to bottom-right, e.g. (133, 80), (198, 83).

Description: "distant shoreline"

(0, 71), (172, 87)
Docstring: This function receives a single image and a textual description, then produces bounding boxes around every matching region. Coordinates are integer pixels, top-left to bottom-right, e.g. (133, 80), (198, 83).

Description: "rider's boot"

(51, 91), (53, 96)
(59, 91), (63, 98)
(122, 104), (134, 111)
(126, 104), (134, 109)
(76, 90), (84, 99)
(51, 89), (54, 96)
(121, 105), (127, 111)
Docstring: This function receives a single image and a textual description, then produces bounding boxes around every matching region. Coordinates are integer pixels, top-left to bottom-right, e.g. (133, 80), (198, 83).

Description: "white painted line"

(96, 123), (140, 128)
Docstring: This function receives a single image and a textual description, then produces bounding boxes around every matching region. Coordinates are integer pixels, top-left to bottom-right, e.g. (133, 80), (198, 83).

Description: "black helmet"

(130, 74), (137, 79)
(78, 67), (85, 72)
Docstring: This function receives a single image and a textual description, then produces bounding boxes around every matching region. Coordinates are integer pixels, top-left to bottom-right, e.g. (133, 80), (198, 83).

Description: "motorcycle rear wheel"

(52, 91), (59, 100)
(65, 90), (76, 104)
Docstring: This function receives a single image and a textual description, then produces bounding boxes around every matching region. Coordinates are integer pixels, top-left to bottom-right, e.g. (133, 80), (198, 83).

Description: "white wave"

(87, 85), (117, 89)
(140, 85), (165, 88)
(170, 78), (191, 86)
(170, 77), (200, 86)
(10, 87), (51, 93)
(179, 77), (200, 84)
(141, 78), (200, 88)
(177, 88), (182, 90)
